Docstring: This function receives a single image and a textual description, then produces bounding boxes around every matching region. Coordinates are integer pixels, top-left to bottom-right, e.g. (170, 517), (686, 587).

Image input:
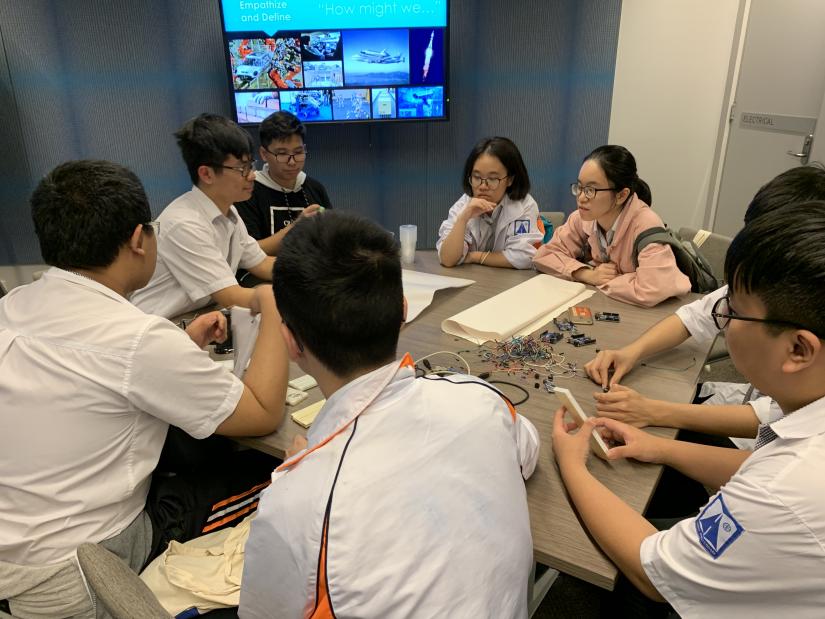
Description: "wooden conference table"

(236, 251), (712, 591)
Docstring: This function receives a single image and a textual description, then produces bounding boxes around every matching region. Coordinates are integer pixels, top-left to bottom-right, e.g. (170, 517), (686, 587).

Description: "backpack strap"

(632, 226), (670, 269)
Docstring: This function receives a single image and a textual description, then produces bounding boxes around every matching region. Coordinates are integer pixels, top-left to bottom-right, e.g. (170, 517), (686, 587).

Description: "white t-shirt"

(641, 395), (825, 617)
(0, 269), (243, 565)
(131, 186), (267, 318)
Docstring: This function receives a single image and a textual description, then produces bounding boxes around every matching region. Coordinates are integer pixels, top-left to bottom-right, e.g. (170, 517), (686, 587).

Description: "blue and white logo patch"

(514, 219), (530, 235)
(695, 494), (744, 559)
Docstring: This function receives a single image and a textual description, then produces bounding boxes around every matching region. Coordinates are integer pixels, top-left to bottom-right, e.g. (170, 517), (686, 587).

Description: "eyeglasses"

(711, 294), (821, 336)
(469, 174), (509, 189)
(570, 183), (615, 200)
(218, 161), (257, 176)
(143, 220), (160, 235)
(264, 146), (308, 164)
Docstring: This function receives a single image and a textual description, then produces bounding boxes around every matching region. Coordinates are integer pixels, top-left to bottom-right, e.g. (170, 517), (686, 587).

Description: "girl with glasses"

(533, 145), (690, 307)
(437, 136), (543, 269)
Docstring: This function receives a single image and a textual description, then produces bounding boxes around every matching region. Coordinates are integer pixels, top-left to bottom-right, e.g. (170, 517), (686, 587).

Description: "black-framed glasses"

(218, 161), (257, 176)
(264, 145), (308, 164)
(570, 183), (615, 199)
(469, 174), (509, 189)
(711, 294), (821, 336)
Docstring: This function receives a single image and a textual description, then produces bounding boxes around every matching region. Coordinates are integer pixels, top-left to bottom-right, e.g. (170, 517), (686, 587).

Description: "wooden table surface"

(237, 251), (711, 590)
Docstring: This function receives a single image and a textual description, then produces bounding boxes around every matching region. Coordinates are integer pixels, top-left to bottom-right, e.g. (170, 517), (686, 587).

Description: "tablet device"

(554, 387), (610, 459)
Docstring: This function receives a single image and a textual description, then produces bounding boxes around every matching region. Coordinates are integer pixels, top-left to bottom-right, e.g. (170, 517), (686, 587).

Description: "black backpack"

(632, 227), (720, 293)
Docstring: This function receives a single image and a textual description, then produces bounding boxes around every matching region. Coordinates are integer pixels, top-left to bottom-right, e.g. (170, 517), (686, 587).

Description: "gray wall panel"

(0, 0), (619, 263)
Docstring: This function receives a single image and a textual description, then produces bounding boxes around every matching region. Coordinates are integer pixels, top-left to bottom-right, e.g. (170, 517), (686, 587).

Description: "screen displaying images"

(219, 1), (448, 125)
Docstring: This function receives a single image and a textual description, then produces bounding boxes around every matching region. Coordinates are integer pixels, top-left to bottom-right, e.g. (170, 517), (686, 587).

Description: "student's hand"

(593, 385), (657, 428)
(298, 204), (324, 219)
(286, 434), (308, 459)
(461, 197), (497, 221)
(590, 262), (619, 285)
(552, 407), (595, 469)
(585, 347), (640, 389)
(185, 311), (227, 349)
(592, 417), (666, 464)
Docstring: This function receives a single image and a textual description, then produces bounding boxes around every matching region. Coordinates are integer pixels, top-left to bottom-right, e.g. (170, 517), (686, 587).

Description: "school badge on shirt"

(695, 494), (744, 559)
(514, 220), (530, 235)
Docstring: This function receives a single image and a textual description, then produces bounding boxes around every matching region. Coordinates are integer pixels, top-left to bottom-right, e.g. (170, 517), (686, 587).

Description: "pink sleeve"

(532, 215), (591, 280)
(599, 243), (692, 307)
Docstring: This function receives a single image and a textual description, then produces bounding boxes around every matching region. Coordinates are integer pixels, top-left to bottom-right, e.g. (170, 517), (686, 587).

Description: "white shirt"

(240, 356), (539, 618)
(131, 186), (267, 318)
(0, 269), (243, 565)
(675, 284), (727, 345)
(436, 193), (543, 269)
(675, 283), (780, 446)
(641, 394), (825, 618)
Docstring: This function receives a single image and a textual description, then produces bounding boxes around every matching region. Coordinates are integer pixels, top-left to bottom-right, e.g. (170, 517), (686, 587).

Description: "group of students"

(436, 137), (693, 307)
(1, 106), (824, 619)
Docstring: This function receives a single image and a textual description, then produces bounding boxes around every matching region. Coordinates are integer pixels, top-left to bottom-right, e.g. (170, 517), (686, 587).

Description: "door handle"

(787, 134), (813, 165)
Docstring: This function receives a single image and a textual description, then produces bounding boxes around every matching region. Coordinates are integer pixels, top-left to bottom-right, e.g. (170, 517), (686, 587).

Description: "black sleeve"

(304, 176), (333, 210)
(235, 188), (267, 240)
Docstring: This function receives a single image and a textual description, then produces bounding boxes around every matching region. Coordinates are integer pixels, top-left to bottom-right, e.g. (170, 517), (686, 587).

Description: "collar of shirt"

(45, 267), (132, 305)
(306, 355), (415, 447)
(256, 166), (306, 193)
(187, 185), (239, 225)
(769, 393), (825, 440)
(592, 197), (630, 262)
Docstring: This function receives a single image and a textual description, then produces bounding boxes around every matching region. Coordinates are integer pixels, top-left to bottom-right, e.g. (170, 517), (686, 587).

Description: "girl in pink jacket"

(533, 145), (690, 307)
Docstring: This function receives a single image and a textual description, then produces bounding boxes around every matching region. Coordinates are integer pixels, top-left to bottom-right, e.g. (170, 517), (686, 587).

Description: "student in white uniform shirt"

(584, 165), (825, 448)
(131, 113), (276, 318)
(0, 161), (288, 618)
(437, 136), (542, 269)
(553, 202), (825, 617)
(240, 211), (540, 618)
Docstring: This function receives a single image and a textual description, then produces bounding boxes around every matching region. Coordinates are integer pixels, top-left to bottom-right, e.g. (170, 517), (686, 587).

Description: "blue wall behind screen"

(0, 0), (620, 264)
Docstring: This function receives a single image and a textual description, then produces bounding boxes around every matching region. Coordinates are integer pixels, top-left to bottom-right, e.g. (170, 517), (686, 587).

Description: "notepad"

(290, 399), (327, 429)
(441, 274), (594, 344)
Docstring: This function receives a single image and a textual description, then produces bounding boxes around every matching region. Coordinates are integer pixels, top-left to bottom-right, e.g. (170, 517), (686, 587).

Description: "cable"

(641, 357), (697, 372)
(487, 380), (529, 406)
(414, 351), (471, 376)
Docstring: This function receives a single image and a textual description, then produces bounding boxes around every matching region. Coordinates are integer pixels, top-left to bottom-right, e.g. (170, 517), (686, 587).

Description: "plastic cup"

(399, 224), (417, 265)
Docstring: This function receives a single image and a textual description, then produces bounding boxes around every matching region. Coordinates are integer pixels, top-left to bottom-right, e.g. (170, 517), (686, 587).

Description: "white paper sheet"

(402, 269), (475, 323)
(441, 274), (594, 344)
(230, 306), (261, 378)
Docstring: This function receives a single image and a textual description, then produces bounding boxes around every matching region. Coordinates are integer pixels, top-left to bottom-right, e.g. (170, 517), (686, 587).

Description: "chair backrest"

(677, 227), (732, 284)
(76, 543), (170, 619)
(540, 211), (566, 230)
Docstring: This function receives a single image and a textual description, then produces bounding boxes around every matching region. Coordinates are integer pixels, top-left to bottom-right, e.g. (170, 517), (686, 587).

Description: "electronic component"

(568, 335), (596, 347)
(543, 378), (555, 393)
(289, 374), (318, 391)
(553, 317), (576, 331)
(594, 312), (620, 322)
(540, 330), (564, 344)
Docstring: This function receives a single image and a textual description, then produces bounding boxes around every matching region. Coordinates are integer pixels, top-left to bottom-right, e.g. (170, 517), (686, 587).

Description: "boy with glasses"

(553, 201), (825, 616)
(235, 110), (332, 258)
(131, 114), (275, 318)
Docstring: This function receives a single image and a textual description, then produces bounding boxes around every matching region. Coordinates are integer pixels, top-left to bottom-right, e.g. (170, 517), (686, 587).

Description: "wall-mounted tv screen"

(218, 0), (449, 126)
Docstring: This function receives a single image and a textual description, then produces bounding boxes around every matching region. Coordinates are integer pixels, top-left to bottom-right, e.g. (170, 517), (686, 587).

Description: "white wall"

(608, 0), (743, 230)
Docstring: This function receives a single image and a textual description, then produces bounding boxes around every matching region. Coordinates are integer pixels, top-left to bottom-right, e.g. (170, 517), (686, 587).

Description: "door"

(712, 0), (825, 237)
